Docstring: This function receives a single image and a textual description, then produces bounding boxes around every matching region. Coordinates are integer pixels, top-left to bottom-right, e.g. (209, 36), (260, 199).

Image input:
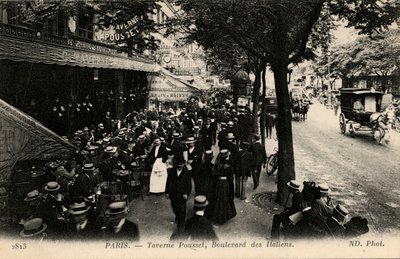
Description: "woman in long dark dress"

(210, 149), (236, 225)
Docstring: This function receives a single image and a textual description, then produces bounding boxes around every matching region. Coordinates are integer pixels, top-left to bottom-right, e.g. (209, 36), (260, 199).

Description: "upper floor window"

(77, 11), (93, 39)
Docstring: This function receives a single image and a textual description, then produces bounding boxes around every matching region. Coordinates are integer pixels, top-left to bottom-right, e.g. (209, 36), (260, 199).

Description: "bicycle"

(266, 147), (278, 175)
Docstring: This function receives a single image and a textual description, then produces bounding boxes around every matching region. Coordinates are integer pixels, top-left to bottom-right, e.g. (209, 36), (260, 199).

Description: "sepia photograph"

(0, 0), (399, 258)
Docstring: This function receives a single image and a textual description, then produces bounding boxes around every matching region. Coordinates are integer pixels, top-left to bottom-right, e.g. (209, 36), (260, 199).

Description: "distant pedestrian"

(249, 135), (267, 190)
(235, 142), (253, 200)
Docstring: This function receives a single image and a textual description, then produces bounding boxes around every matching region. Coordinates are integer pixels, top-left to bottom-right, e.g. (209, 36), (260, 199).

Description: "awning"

(0, 23), (157, 72)
(0, 99), (76, 182)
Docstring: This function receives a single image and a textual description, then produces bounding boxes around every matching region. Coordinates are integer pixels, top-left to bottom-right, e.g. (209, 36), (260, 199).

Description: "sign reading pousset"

(97, 17), (139, 41)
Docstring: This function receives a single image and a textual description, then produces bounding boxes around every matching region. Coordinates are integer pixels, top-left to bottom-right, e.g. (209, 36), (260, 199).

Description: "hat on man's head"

(205, 150), (213, 157)
(318, 183), (330, 194)
(104, 146), (117, 153)
(241, 141), (251, 149)
(334, 204), (349, 218)
(172, 132), (181, 139)
(118, 131), (126, 137)
(219, 149), (230, 158)
(175, 156), (186, 165)
(194, 126), (200, 131)
(69, 202), (91, 215)
(194, 195), (209, 208)
(186, 136), (197, 144)
(287, 180), (301, 190)
(227, 121), (234, 126)
(82, 163), (95, 171)
(44, 182), (60, 192)
(75, 130), (84, 136)
(103, 137), (111, 144)
(98, 123), (104, 129)
(226, 133), (235, 139)
(138, 135), (146, 141)
(105, 201), (129, 216)
(20, 218), (47, 238)
(83, 127), (89, 131)
(24, 190), (42, 202)
(254, 134), (261, 141)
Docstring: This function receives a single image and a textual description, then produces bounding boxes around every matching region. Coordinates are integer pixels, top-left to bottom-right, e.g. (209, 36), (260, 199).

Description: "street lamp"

(326, 51), (332, 107)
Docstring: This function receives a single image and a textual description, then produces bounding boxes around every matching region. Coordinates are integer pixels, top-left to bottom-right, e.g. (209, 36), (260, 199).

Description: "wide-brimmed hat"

(220, 122), (227, 127)
(138, 135), (146, 141)
(287, 180), (301, 190)
(69, 202), (91, 215)
(24, 190), (42, 202)
(102, 137), (111, 143)
(219, 149), (230, 158)
(193, 126), (200, 131)
(44, 182), (60, 192)
(186, 137), (197, 144)
(83, 127), (89, 131)
(82, 163), (95, 172)
(194, 195), (209, 208)
(75, 130), (84, 136)
(118, 131), (126, 137)
(226, 133), (235, 139)
(318, 183), (330, 194)
(334, 204), (349, 218)
(98, 123), (105, 129)
(227, 121), (234, 126)
(172, 132), (181, 139)
(20, 218), (47, 238)
(105, 201), (128, 216)
(104, 146), (117, 153)
(205, 150), (213, 157)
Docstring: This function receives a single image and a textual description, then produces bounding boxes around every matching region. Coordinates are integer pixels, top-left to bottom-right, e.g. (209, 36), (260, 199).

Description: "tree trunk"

(272, 62), (296, 205)
(251, 67), (262, 134)
(260, 65), (267, 146)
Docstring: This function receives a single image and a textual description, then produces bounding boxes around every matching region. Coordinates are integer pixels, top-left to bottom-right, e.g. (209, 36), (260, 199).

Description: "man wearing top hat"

(270, 180), (304, 239)
(102, 201), (139, 240)
(180, 195), (218, 241)
(166, 157), (192, 231)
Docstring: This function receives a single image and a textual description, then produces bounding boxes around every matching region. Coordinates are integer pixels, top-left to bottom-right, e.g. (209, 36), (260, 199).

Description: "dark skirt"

(210, 178), (236, 225)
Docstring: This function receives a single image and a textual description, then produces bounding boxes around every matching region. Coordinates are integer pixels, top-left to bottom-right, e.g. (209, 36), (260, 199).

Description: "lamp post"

(326, 51), (332, 107)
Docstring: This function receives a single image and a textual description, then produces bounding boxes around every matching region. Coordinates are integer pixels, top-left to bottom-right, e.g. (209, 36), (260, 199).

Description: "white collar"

(195, 211), (204, 216)
(114, 218), (126, 233)
(76, 219), (88, 231)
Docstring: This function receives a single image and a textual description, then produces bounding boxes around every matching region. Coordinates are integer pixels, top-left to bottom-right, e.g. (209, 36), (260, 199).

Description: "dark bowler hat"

(20, 218), (47, 238)
(194, 195), (209, 208)
(287, 180), (301, 190)
(241, 141), (251, 149)
(44, 182), (60, 192)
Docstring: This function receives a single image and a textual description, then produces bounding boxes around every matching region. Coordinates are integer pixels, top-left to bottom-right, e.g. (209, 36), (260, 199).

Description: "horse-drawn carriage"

(339, 88), (389, 144)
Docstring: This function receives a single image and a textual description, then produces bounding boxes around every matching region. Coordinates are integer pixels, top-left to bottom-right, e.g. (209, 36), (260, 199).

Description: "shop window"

(77, 11), (93, 39)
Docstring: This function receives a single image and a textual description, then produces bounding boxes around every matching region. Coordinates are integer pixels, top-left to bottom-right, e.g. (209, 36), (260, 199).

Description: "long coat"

(166, 167), (192, 201)
(200, 125), (214, 150)
(183, 214), (218, 241)
(249, 142), (267, 167)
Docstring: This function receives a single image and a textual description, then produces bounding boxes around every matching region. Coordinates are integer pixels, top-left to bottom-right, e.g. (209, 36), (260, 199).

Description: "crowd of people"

(11, 105), (270, 241)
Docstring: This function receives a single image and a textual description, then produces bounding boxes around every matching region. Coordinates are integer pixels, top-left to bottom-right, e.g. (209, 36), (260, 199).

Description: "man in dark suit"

(200, 119), (215, 150)
(65, 201), (98, 240)
(192, 126), (204, 153)
(185, 136), (202, 177)
(181, 195), (218, 241)
(102, 201), (139, 240)
(104, 111), (114, 134)
(166, 157), (192, 230)
(249, 134), (267, 190)
(235, 142), (253, 200)
(71, 163), (95, 202)
(133, 135), (147, 158)
(217, 122), (228, 150)
(325, 204), (348, 238)
(99, 147), (119, 182)
(169, 132), (185, 165)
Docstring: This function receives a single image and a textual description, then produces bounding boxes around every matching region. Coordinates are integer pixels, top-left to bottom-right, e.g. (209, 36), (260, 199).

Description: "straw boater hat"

(69, 202), (91, 215)
(118, 131), (126, 137)
(75, 130), (84, 136)
(104, 146), (117, 153)
(318, 183), (330, 194)
(20, 218), (47, 238)
(105, 201), (129, 216)
(24, 190), (43, 202)
(138, 135), (146, 141)
(44, 182), (60, 192)
(103, 137), (111, 144)
(82, 163), (95, 172)
(219, 149), (230, 158)
(227, 121), (234, 126)
(186, 136), (197, 144)
(287, 180), (301, 190)
(226, 133), (235, 139)
(172, 132), (181, 139)
(205, 150), (213, 157)
(334, 204), (349, 218)
(83, 127), (89, 132)
(194, 195), (209, 208)
(193, 126), (200, 131)
(98, 123), (105, 129)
